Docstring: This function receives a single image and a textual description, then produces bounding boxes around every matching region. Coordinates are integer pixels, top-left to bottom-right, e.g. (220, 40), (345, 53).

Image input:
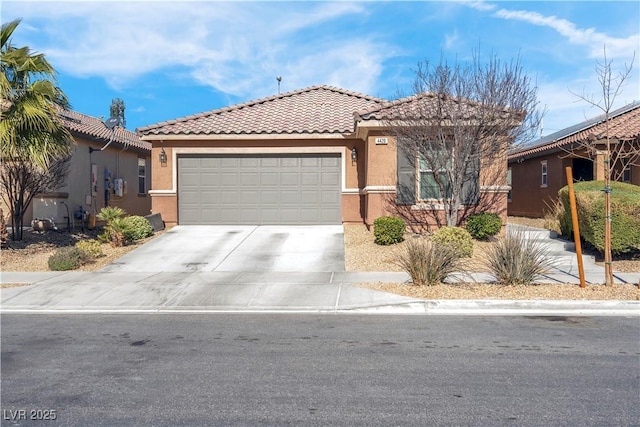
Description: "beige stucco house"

(137, 85), (510, 230)
(2, 109), (152, 230)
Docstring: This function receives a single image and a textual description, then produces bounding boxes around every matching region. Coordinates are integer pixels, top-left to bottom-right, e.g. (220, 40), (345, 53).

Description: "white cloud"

(4, 1), (389, 96)
(494, 8), (639, 59)
(458, 0), (496, 12)
(444, 29), (459, 50)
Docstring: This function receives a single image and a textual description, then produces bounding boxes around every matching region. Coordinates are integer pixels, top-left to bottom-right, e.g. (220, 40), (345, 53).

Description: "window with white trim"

(541, 161), (548, 188)
(419, 154), (451, 200)
(623, 166), (631, 182)
(138, 158), (146, 195)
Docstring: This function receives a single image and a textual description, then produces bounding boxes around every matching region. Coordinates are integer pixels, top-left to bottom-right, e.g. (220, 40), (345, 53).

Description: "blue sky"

(3, 1), (639, 136)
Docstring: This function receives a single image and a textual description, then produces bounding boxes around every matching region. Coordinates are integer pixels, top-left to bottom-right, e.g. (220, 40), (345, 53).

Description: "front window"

(541, 161), (548, 187)
(419, 154), (451, 200)
(623, 166), (631, 182)
(507, 167), (512, 202)
(138, 158), (146, 194)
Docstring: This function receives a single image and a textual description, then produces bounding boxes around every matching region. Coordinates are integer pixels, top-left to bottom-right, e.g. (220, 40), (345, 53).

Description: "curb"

(2, 299), (638, 316)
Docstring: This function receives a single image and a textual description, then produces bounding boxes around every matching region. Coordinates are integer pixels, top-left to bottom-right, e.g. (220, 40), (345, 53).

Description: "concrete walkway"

(1, 225), (639, 316)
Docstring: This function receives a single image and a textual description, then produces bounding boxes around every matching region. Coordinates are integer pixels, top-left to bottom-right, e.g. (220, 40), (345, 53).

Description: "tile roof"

(355, 92), (516, 122)
(137, 85), (385, 137)
(58, 108), (150, 152)
(509, 101), (640, 160)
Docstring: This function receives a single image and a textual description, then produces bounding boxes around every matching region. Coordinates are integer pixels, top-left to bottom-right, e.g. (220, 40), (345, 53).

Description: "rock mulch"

(1, 228), (160, 273)
(345, 221), (639, 301)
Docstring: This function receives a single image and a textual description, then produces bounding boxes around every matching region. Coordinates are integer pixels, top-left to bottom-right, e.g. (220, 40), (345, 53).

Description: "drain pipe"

(60, 201), (71, 233)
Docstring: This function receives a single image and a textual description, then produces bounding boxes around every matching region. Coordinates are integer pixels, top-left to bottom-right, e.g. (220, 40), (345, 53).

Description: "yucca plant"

(395, 238), (464, 286)
(484, 230), (556, 285)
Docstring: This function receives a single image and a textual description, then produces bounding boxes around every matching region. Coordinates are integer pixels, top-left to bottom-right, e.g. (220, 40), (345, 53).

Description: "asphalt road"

(1, 314), (639, 426)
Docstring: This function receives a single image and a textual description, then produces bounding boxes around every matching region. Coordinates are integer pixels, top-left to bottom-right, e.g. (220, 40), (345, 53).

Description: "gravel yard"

(1, 228), (161, 273)
(346, 218), (639, 301)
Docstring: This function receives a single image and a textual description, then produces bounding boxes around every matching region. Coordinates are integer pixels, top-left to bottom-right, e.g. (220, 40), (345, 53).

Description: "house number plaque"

(374, 137), (388, 145)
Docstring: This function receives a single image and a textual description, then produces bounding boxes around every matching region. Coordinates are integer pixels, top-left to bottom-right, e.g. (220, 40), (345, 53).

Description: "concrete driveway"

(100, 225), (345, 273)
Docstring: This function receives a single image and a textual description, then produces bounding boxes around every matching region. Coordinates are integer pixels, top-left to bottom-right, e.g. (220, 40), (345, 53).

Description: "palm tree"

(1, 18), (72, 167)
(1, 18), (73, 240)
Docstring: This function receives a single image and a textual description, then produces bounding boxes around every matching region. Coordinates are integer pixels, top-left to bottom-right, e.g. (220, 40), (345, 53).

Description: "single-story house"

(2, 109), (152, 230)
(508, 102), (640, 218)
(137, 85), (511, 229)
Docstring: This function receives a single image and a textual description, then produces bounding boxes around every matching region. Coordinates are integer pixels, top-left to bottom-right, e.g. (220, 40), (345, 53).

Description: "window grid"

(418, 155), (451, 200)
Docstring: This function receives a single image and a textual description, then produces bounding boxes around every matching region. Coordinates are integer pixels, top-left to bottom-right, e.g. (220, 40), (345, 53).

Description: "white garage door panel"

(178, 154), (341, 225)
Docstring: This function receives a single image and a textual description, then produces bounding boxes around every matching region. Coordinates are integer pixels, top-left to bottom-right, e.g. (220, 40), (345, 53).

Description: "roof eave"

(140, 132), (355, 142)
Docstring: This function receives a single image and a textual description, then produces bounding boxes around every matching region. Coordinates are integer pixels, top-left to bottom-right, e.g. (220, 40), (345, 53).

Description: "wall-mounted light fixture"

(351, 148), (357, 164)
(159, 148), (167, 165)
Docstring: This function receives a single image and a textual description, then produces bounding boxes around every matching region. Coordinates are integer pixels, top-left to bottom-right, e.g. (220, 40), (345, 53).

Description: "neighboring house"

(508, 102), (640, 218)
(3, 109), (152, 230)
(137, 85), (511, 229)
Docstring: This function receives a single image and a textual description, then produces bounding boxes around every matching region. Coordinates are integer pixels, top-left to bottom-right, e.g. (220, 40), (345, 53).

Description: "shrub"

(430, 227), (473, 258)
(122, 215), (154, 242)
(97, 230), (111, 244)
(75, 239), (104, 258)
(395, 239), (464, 286)
(465, 212), (502, 240)
(48, 247), (89, 271)
(96, 206), (126, 223)
(105, 217), (134, 247)
(543, 199), (564, 236)
(0, 207), (8, 247)
(373, 216), (406, 245)
(484, 230), (556, 285)
(558, 181), (640, 254)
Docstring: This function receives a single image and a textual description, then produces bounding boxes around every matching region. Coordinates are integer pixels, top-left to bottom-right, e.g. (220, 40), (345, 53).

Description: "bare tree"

(567, 47), (636, 286)
(384, 53), (542, 227)
(0, 156), (70, 240)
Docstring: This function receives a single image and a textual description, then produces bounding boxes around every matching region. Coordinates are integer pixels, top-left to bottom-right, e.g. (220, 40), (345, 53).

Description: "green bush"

(484, 230), (556, 285)
(48, 247), (89, 271)
(558, 181), (640, 254)
(105, 217), (134, 247)
(96, 206), (126, 223)
(395, 239), (464, 286)
(373, 216), (406, 245)
(122, 215), (154, 242)
(97, 230), (111, 244)
(430, 226), (473, 258)
(465, 212), (502, 240)
(75, 239), (104, 258)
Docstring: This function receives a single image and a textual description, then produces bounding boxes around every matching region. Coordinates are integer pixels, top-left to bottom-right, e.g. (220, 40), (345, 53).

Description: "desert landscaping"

(2, 218), (638, 300)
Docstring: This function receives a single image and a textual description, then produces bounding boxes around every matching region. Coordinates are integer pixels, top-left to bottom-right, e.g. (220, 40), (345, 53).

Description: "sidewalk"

(1, 269), (638, 315)
(1, 225), (639, 315)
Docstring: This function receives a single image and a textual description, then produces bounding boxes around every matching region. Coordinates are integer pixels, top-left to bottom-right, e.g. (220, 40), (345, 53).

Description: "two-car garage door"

(178, 154), (341, 225)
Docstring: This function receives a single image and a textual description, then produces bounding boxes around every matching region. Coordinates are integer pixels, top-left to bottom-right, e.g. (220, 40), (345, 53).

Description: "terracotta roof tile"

(137, 85), (385, 137)
(509, 102), (640, 159)
(355, 92), (515, 122)
(57, 108), (150, 152)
